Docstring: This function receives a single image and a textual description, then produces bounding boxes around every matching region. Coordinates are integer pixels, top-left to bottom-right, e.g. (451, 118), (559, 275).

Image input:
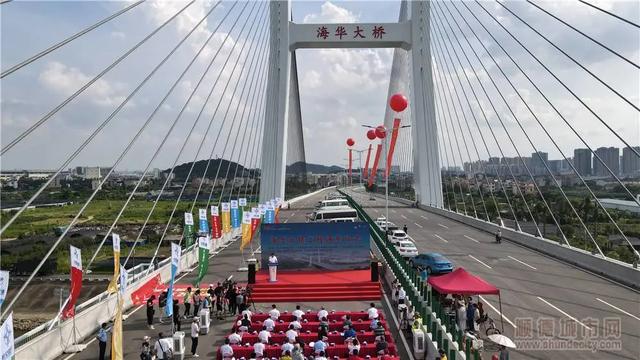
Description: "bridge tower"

(260, 0), (443, 207)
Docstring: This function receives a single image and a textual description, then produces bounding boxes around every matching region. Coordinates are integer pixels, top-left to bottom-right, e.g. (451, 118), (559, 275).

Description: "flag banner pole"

(385, 118), (401, 177)
(368, 143), (383, 187)
(363, 143), (372, 180)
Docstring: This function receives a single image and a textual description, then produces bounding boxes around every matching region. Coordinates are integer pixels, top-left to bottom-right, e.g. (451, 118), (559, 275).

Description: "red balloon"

(366, 129), (376, 140)
(346, 138), (355, 147)
(389, 93), (408, 112)
(375, 126), (386, 139)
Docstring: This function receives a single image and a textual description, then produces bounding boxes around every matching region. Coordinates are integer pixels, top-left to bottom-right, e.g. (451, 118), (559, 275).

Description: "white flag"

(275, 197), (281, 206)
(242, 212), (251, 224)
(211, 205), (219, 217)
(119, 266), (128, 296)
(70, 245), (82, 270)
(171, 243), (181, 269)
(0, 271), (8, 306)
(184, 212), (194, 225)
(239, 198), (247, 207)
(0, 312), (15, 359)
(230, 200), (238, 209)
(221, 202), (230, 212)
(198, 208), (207, 220)
(199, 236), (210, 249)
(112, 233), (121, 252)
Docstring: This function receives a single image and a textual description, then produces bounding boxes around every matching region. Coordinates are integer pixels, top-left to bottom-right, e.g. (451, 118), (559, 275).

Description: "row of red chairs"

(239, 311), (384, 323)
(217, 343), (398, 360)
(231, 331), (392, 345)
(236, 320), (387, 333)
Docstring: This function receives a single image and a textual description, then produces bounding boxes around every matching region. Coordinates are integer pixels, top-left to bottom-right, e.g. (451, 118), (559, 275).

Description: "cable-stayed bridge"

(0, 1), (638, 359)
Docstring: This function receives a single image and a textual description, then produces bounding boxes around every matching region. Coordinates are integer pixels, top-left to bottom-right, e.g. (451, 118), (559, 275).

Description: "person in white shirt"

(154, 333), (174, 360)
(269, 304), (281, 320)
(317, 306), (328, 321)
(285, 325), (298, 342)
(241, 308), (253, 321)
(253, 341), (265, 357)
(220, 339), (233, 359)
(268, 253), (278, 282)
(290, 319), (302, 330)
(190, 318), (200, 358)
(281, 340), (294, 355)
(227, 330), (242, 345)
(367, 303), (379, 320)
(258, 326), (271, 344)
(314, 350), (328, 360)
(398, 288), (406, 305)
(263, 317), (276, 331)
(292, 305), (305, 321)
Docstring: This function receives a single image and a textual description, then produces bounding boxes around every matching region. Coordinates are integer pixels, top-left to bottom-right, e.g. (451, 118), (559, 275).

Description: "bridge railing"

(339, 189), (467, 360)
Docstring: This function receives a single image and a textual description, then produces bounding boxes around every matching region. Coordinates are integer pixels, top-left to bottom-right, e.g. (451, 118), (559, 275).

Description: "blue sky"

(1, 1), (638, 171)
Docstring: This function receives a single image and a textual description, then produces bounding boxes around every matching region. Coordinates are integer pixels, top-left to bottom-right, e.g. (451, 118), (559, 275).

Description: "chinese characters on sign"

(316, 25), (386, 40)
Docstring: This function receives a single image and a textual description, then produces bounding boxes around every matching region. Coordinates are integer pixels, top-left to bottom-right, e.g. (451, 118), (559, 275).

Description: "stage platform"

(250, 269), (381, 302)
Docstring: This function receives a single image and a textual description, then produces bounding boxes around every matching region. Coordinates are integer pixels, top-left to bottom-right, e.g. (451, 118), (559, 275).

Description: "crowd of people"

(218, 303), (394, 360)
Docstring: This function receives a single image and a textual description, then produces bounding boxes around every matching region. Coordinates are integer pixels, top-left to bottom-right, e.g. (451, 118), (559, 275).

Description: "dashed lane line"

(507, 255), (537, 270)
(464, 235), (480, 243)
(595, 298), (640, 321)
(468, 254), (492, 269)
(437, 223), (449, 229)
(537, 297), (591, 330)
(414, 223), (423, 229)
(420, 215), (429, 220)
(479, 295), (517, 329)
(433, 234), (448, 243)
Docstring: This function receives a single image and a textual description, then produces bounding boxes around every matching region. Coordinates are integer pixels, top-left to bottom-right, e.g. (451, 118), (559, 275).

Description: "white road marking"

(433, 234), (448, 243)
(437, 223), (449, 229)
(464, 235), (480, 243)
(391, 209), (397, 213)
(507, 255), (537, 270)
(290, 212), (296, 217)
(596, 298), (640, 321)
(373, 209), (379, 212)
(468, 254), (492, 269)
(537, 297), (591, 329)
(420, 215), (429, 220)
(400, 214), (408, 219)
(283, 218), (289, 223)
(479, 295), (517, 329)
(414, 223), (423, 229)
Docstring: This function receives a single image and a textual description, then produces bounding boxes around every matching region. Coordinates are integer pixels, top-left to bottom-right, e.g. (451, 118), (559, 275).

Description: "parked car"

(394, 240), (418, 258)
(389, 230), (409, 244)
(409, 253), (454, 274)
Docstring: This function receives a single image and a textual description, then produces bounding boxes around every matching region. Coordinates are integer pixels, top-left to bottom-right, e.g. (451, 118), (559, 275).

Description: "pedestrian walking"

(158, 291), (167, 323)
(140, 336), (152, 360)
(173, 300), (181, 332)
(97, 322), (108, 360)
(403, 224), (408, 234)
(190, 317), (200, 357)
(184, 287), (193, 318)
(146, 296), (156, 329)
(192, 289), (202, 317)
(496, 230), (502, 244)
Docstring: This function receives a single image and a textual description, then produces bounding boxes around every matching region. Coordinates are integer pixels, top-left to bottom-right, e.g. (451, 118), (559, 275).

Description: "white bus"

(308, 206), (359, 222)
(316, 199), (350, 209)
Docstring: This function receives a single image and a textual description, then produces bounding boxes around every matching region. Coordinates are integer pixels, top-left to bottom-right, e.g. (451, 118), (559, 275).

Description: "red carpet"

(250, 269), (380, 302)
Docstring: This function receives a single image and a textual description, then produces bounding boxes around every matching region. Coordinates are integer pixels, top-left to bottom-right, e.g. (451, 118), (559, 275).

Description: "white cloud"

(38, 61), (128, 107)
(303, 1), (359, 23)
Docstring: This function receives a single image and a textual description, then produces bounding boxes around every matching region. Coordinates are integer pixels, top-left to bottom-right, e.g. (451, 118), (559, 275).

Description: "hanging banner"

(61, 246), (83, 320)
(0, 270), (9, 307)
(107, 233), (121, 294)
(264, 204), (275, 224)
(368, 143), (383, 187)
(210, 205), (222, 239)
(240, 212), (252, 251)
(250, 212), (261, 238)
(112, 266), (127, 360)
(258, 204), (266, 218)
(184, 212), (195, 247)
(230, 200), (241, 229)
(198, 208), (209, 234)
(165, 243), (181, 317)
(385, 118), (402, 177)
(363, 143), (372, 180)
(221, 202), (231, 234)
(0, 313), (14, 360)
(239, 197), (247, 207)
(193, 236), (210, 287)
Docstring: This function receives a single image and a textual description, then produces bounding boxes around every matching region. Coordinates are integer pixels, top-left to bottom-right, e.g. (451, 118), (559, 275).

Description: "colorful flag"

(264, 204), (275, 224)
(258, 204), (266, 219)
(368, 143), (383, 187)
(61, 246), (83, 320)
(107, 234), (121, 294)
(210, 205), (222, 239)
(184, 212), (195, 247)
(165, 243), (181, 317)
(221, 202), (231, 234)
(198, 208), (209, 234)
(0, 270), (8, 307)
(250, 211), (261, 237)
(240, 212), (252, 251)
(385, 118), (402, 177)
(193, 236), (210, 287)
(363, 143), (372, 180)
(0, 313), (14, 360)
(111, 266), (127, 360)
(230, 200), (240, 229)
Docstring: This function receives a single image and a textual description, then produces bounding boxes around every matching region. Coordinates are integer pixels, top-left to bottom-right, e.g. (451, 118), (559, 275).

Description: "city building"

(574, 148), (591, 176)
(83, 166), (102, 180)
(531, 151), (548, 175)
(621, 146), (640, 177)
(593, 147), (619, 177)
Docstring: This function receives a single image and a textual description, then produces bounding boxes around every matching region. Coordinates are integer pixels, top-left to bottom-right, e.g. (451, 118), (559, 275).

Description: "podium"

(199, 309), (210, 335)
(172, 331), (185, 360)
(268, 261), (278, 282)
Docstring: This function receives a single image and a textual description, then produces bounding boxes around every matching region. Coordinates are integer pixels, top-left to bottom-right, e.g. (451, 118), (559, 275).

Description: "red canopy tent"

(428, 268), (503, 331)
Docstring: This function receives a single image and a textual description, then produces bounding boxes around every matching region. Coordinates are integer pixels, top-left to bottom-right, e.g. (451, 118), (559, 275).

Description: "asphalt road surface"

(345, 188), (640, 360)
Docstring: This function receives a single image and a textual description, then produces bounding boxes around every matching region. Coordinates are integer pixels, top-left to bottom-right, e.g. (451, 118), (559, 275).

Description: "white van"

(309, 206), (358, 222)
(316, 199), (350, 209)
